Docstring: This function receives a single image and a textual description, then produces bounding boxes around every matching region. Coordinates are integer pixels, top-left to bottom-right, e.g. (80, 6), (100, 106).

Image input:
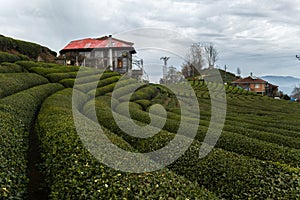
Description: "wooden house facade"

(59, 35), (142, 77)
(232, 74), (278, 97)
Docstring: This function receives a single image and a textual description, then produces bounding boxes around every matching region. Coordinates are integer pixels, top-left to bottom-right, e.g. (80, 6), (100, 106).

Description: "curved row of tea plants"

(35, 88), (219, 199)
(0, 82), (63, 199)
(0, 73), (49, 98)
(82, 95), (300, 199)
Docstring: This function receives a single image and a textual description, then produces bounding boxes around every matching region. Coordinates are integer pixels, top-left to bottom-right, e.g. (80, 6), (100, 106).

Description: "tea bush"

(84, 96), (300, 199)
(0, 62), (25, 73)
(0, 83), (63, 199)
(0, 73), (49, 98)
(36, 89), (219, 199)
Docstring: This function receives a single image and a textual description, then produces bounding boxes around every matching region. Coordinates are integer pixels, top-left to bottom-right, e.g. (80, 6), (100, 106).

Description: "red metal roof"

(232, 76), (278, 87)
(61, 36), (134, 51)
(232, 76), (267, 84)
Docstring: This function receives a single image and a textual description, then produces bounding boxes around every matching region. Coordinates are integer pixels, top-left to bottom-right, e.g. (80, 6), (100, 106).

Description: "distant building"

(59, 35), (142, 79)
(232, 73), (278, 97)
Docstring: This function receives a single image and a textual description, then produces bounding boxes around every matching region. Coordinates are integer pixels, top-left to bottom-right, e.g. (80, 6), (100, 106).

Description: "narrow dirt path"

(26, 120), (48, 200)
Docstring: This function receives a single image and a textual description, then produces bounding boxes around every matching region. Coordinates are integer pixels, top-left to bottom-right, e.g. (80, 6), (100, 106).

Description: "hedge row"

(117, 100), (300, 167)
(0, 62), (25, 73)
(35, 89), (218, 199)
(15, 61), (43, 70)
(45, 70), (114, 83)
(75, 76), (121, 92)
(29, 66), (81, 76)
(83, 96), (300, 199)
(74, 71), (120, 84)
(0, 51), (29, 63)
(0, 73), (49, 98)
(163, 104), (300, 149)
(0, 107), (28, 199)
(86, 77), (135, 97)
(0, 83), (63, 199)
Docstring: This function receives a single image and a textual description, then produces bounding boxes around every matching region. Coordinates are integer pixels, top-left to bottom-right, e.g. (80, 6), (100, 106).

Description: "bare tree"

(181, 43), (203, 77)
(292, 84), (300, 99)
(204, 43), (218, 69)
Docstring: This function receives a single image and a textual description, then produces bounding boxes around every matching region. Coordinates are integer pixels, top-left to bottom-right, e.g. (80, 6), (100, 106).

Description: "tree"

(291, 84), (300, 99)
(181, 43), (203, 78)
(204, 43), (218, 69)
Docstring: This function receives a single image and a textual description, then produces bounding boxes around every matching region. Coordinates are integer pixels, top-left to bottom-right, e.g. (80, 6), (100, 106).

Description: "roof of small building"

(232, 76), (278, 87)
(60, 36), (134, 52)
(232, 76), (266, 84)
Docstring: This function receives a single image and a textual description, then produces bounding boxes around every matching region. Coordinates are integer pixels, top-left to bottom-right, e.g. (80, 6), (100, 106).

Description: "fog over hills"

(261, 76), (300, 95)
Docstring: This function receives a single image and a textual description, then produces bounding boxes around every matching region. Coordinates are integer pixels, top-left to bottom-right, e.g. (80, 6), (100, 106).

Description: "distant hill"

(261, 75), (300, 95)
(0, 34), (56, 62)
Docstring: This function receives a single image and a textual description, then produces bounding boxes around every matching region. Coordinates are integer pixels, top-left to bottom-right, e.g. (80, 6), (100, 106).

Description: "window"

(255, 84), (260, 89)
(117, 58), (123, 68)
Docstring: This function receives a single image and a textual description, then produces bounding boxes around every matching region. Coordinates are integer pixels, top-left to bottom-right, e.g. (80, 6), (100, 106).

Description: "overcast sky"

(1, 0), (300, 85)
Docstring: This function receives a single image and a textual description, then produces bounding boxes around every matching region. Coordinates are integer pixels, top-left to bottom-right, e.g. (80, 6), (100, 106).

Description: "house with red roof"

(232, 73), (278, 97)
(59, 35), (142, 78)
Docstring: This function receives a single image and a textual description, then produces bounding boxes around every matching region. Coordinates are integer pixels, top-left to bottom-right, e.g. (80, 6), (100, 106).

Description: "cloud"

(1, 0), (300, 83)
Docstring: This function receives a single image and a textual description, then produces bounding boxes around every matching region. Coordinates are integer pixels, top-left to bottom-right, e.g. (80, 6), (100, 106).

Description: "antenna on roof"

(296, 55), (300, 61)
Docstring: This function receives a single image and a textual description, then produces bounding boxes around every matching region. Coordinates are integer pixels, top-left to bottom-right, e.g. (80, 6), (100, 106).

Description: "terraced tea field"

(1, 61), (299, 199)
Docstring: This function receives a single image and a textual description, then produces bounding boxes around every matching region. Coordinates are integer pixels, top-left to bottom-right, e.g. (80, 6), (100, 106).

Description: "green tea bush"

(135, 99), (152, 110)
(0, 108), (28, 199)
(59, 78), (75, 88)
(88, 82), (117, 97)
(29, 66), (80, 76)
(0, 73), (49, 98)
(0, 62), (25, 73)
(84, 96), (300, 199)
(75, 76), (120, 92)
(0, 51), (29, 63)
(46, 73), (73, 83)
(36, 89), (219, 199)
(0, 83), (63, 199)
(0, 83), (64, 127)
(15, 61), (42, 70)
(130, 85), (158, 101)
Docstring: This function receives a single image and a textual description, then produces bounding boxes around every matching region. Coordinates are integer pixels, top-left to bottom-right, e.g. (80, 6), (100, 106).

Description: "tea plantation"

(0, 61), (299, 199)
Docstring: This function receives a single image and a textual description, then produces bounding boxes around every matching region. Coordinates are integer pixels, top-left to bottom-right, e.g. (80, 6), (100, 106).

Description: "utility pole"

(224, 64), (227, 84)
(160, 56), (170, 82)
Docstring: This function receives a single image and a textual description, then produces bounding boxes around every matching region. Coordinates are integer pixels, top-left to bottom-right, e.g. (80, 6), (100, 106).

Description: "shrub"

(15, 61), (42, 70)
(29, 66), (80, 76)
(135, 99), (152, 110)
(0, 62), (25, 73)
(130, 85), (158, 101)
(0, 108), (28, 199)
(75, 76), (120, 92)
(0, 73), (49, 98)
(0, 83), (63, 199)
(36, 89), (219, 199)
(45, 73), (72, 82)
(0, 51), (26, 63)
(84, 96), (300, 199)
(59, 78), (75, 88)
(88, 82), (117, 97)
(0, 83), (64, 127)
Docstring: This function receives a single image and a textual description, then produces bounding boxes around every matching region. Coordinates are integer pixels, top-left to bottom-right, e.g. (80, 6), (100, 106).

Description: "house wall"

(249, 83), (265, 93)
(76, 49), (133, 72)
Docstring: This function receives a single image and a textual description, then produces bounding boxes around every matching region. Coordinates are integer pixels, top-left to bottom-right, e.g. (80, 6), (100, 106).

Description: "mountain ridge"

(260, 75), (300, 95)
